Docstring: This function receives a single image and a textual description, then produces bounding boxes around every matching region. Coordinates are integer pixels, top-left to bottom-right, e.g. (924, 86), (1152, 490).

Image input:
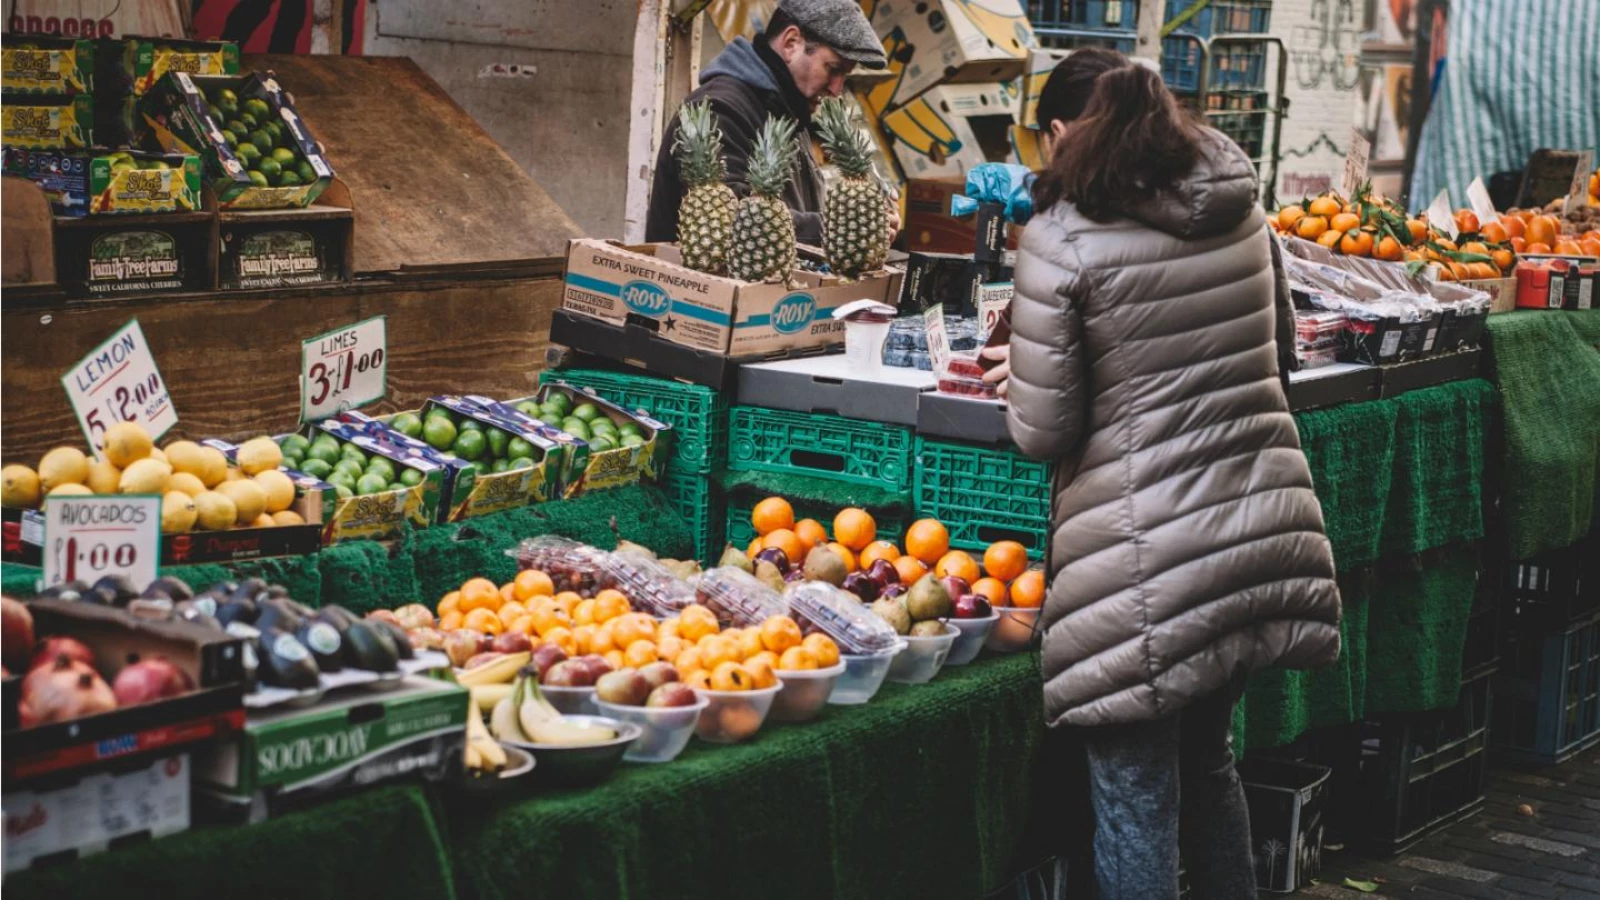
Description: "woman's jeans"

(1081, 679), (1257, 900)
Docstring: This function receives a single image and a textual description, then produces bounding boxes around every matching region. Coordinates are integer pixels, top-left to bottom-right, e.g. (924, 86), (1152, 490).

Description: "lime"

(208, 103), (224, 122)
(365, 458), (397, 483)
(572, 403), (600, 422)
(506, 437), (535, 460)
(340, 444), (368, 465)
(421, 416), (456, 451)
(305, 442), (339, 465)
(263, 120), (284, 142)
(334, 484), (353, 500)
(452, 429), (486, 461)
(457, 417), (483, 432)
(356, 473), (389, 495)
(621, 433), (646, 448)
(389, 412), (423, 439)
(218, 88), (239, 110)
(226, 120), (248, 139)
(244, 98), (271, 120)
(326, 470), (356, 490)
(515, 401), (540, 418)
(297, 161), (317, 184)
(383, 482), (404, 493)
(300, 458), (333, 479)
(490, 459), (509, 474)
(220, 130), (238, 149)
(271, 147), (296, 166)
(281, 434), (311, 456)
(248, 130), (273, 154)
(247, 170), (269, 188)
(562, 419), (590, 440)
(588, 435), (616, 453)
(399, 468), (424, 487)
(539, 404), (564, 423)
(238, 111), (259, 130)
(311, 434), (339, 452)
(281, 451), (304, 469)
(235, 142), (261, 165)
(507, 456), (534, 471)
(425, 407), (458, 425)
(486, 428), (510, 459)
(333, 459), (365, 480)
(276, 170), (302, 187)
(589, 419), (617, 435)
(546, 393), (573, 413)
(618, 421), (643, 436)
(256, 157), (282, 181)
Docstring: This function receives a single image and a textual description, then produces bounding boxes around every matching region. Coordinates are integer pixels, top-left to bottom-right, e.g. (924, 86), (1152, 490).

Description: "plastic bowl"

(693, 682), (782, 744)
(829, 640), (907, 705)
(594, 696), (708, 763)
(504, 715), (641, 786)
(984, 606), (1042, 653)
(458, 743), (535, 796)
(886, 622), (958, 684)
(945, 613), (999, 666)
(769, 662), (846, 722)
(540, 684), (598, 715)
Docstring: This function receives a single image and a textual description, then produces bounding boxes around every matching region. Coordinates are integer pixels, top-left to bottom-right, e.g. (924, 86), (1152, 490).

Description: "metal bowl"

(459, 743), (536, 796)
(504, 715), (641, 786)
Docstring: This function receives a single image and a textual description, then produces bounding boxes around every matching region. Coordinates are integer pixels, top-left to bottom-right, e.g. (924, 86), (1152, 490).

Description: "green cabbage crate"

(728, 406), (913, 492)
(913, 437), (1052, 559)
(540, 368), (726, 474)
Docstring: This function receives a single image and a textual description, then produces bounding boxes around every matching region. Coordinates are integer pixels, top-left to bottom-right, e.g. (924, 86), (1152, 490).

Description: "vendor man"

(646, 0), (897, 248)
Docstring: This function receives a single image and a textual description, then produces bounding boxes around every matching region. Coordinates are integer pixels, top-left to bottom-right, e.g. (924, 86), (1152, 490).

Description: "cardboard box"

(561, 239), (894, 357)
(193, 676), (465, 821)
(1, 92), (92, 148)
(879, 82), (1022, 180)
(53, 213), (217, 298)
(1284, 362), (1380, 412)
(516, 384), (673, 496)
(900, 249), (996, 315)
(1009, 123), (1046, 170)
(3, 147), (201, 216)
(4, 754), (190, 874)
(283, 416), (459, 543)
(219, 205), (354, 289)
(737, 354), (936, 427)
(916, 391), (1012, 443)
(1239, 758), (1330, 893)
(1, 34), (95, 94)
(109, 36), (241, 97)
(1019, 48), (1070, 130)
(905, 177), (1021, 256)
(866, 0), (1034, 110)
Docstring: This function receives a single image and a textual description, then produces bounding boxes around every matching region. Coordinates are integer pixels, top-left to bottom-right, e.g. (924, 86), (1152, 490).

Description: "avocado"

(173, 601), (222, 631)
(296, 619), (344, 672)
(254, 598), (305, 634)
(215, 597), (259, 627)
(225, 622), (261, 691)
(229, 578), (270, 605)
(257, 627), (321, 690)
(371, 619), (414, 660)
(93, 574), (140, 606)
(317, 605), (358, 630)
(342, 621), (399, 672)
(143, 576), (194, 602)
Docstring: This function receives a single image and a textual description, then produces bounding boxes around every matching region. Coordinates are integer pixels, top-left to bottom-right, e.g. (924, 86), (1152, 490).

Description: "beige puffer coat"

(1007, 130), (1341, 728)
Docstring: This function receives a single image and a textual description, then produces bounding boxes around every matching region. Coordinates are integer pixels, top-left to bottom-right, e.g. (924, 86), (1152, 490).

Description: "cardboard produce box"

(1018, 48), (1070, 130)
(53, 214), (216, 298)
(277, 415), (460, 543)
(3, 147), (201, 216)
(1, 92), (92, 148)
(865, 0), (1035, 111)
(108, 36), (241, 97)
(507, 384), (674, 496)
(4, 753), (190, 874)
(904, 177), (1023, 256)
(218, 205), (354, 289)
(879, 81), (1021, 180)
(1, 34), (95, 94)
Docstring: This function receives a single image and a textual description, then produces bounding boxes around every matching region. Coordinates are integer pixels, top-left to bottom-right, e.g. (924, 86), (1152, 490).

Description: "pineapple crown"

(815, 98), (875, 179)
(747, 115), (799, 201)
(672, 100), (727, 188)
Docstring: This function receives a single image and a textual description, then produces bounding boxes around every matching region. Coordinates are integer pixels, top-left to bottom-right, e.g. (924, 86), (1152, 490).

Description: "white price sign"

(61, 319), (177, 456)
(301, 316), (387, 422)
(923, 303), (950, 375)
(1466, 177), (1500, 225)
(978, 283), (1014, 339)
(1340, 128), (1371, 199)
(1566, 150), (1595, 215)
(1427, 189), (1458, 241)
(41, 494), (162, 591)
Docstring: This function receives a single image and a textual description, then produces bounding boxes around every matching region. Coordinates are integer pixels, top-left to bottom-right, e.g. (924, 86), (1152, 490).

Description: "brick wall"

(1268, 0), (1362, 201)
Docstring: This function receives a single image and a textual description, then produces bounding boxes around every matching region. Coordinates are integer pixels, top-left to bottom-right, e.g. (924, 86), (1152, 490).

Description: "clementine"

(759, 615), (804, 654)
(1373, 235), (1404, 261)
(905, 518), (951, 565)
(679, 604), (720, 641)
(983, 541), (1029, 581)
(1502, 216), (1525, 239)
(747, 536), (763, 558)
(832, 507), (877, 551)
(744, 656), (779, 689)
(1277, 205), (1306, 230)
(892, 555), (929, 584)
(710, 661), (754, 691)
(858, 540), (901, 568)
(761, 528), (807, 567)
(684, 669), (714, 691)
(499, 583), (517, 607)
(1454, 209), (1479, 235)
(676, 646), (706, 673)
(1339, 229), (1374, 256)
(624, 639), (659, 668)
(604, 649), (626, 671)
(1405, 218), (1428, 242)
(1317, 229), (1343, 249)
(496, 601), (528, 630)
(1295, 215), (1329, 240)
(1527, 215), (1559, 248)
(736, 627), (766, 660)
(751, 496), (796, 536)
(934, 550), (981, 584)
(1010, 570), (1046, 608)
(699, 635), (740, 670)
(513, 569), (554, 601)
(826, 542), (859, 573)
(1329, 212), (1360, 233)
(573, 598), (598, 626)
(571, 623), (597, 655)
(802, 633), (841, 667)
(507, 615), (536, 637)
(794, 517), (829, 548)
(542, 626), (576, 657)
(437, 590), (462, 618)
(971, 577), (1009, 605)
(1307, 195), (1341, 218)
(657, 617), (682, 641)
(657, 635), (688, 662)
(778, 646), (819, 671)
(593, 589), (630, 623)
(439, 610), (464, 631)
(590, 621), (617, 654)
(1479, 221), (1508, 243)
(1526, 242), (1552, 254)
(462, 607), (504, 636)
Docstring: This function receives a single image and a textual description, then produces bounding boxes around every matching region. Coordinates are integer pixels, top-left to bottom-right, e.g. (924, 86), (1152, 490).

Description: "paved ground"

(1292, 747), (1600, 899)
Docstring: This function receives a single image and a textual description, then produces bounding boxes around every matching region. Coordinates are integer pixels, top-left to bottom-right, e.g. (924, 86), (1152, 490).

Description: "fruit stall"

(3, 30), (1600, 900)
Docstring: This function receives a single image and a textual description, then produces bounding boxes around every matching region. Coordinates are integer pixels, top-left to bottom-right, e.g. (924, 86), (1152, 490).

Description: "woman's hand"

(980, 344), (1010, 397)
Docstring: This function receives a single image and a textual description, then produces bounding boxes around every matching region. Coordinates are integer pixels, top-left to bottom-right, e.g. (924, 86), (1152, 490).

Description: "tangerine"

(971, 577), (1009, 605)
(462, 607), (504, 635)
(1277, 205), (1306, 229)
(684, 669), (713, 691)
(699, 635), (740, 670)
(1510, 236), (1528, 253)
(905, 518), (951, 565)
(794, 518), (829, 548)
(499, 583), (517, 606)
(572, 598), (598, 626)
(624, 639), (660, 668)
(1339, 229), (1374, 256)
(1555, 239), (1584, 255)
(507, 614), (536, 637)
(1480, 221), (1508, 243)
(744, 656), (779, 689)
(858, 540), (901, 567)
(542, 626), (576, 656)
(1329, 212), (1360, 233)
(458, 577), (500, 613)
(751, 496), (795, 536)
(761, 528), (807, 566)
(778, 646), (819, 671)
(747, 650), (780, 671)
(935, 550), (981, 584)
(1492, 249), (1515, 271)
(736, 627), (766, 660)
(1527, 215), (1559, 248)
(1295, 215), (1329, 240)
(1405, 218), (1428, 242)
(1373, 235), (1405, 261)
(747, 536), (763, 558)
(832, 507), (877, 551)
(593, 589), (630, 623)
(1454, 209), (1480, 234)
(496, 601), (528, 630)
(612, 612), (656, 648)
(1502, 216), (1525, 239)
(1526, 242), (1552, 254)
(1308, 196), (1341, 218)
(657, 617), (682, 641)
(657, 635), (689, 662)
(1461, 240), (1489, 256)
(676, 646), (706, 673)
(710, 661), (754, 691)
(801, 633), (840, 667)
(571, 624), (597, 655)
(679, 604), (720, 641)
(983, 541), (1029, 581)
(437, 590), (462, 618)
(826, 542), (858, 573)
(439, 610), (464, 631)
(1010, 570), (1046, 608)
(1317, 229), (1343, 249)
(551, 591), (583, 616)
(531, 603), (574, 637)
(892, 555), (929, 584)
(759, 615), (804, 653)
(513, 569), (555, 600)
(1582, 238), (1600, 258)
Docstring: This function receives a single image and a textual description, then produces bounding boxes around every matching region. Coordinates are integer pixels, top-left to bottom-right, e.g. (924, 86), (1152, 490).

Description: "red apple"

(953, 594), (994, 620)
(646, 682), (697, 708)
(529, 643), (568, 677)
(542, 659), (594, 687)
(491, 631), (533, 655)
(637, 661), (679, 690)
(596, 669), (651, 706)
(866, 558), (900, 588)
(939, 576), (971, 604)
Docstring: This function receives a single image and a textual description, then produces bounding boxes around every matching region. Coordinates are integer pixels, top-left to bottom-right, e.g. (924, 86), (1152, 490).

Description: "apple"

(596, 668), (652, 706)
(939, 576), (971, 603)
(842, 571), (880, 603)
(577, 654), (614, 680)
(366, 609), (401, 627)
(953, 594), (994, 620)
(865, 558), (900, 588)
(529, 643), (568, 677)
(755, 547), (791, 574)
(646, 682), (698, 708)
(491, 631), (533, 654)
(638, 661), (680, 691)
(444, 629), (483, 668)
(542, 659), (594, 687)
(392, 603), (435, 630)
(879, 582), (908, 601)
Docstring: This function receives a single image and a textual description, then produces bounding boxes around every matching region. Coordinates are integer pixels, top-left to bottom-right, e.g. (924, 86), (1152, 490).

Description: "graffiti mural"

(1290, 0), (1360, 90)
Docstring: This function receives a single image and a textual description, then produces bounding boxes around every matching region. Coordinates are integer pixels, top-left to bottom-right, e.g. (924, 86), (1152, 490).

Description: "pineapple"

(815, 98), (889, 278)
(672, 100), (738, 275)
(728, 115), (799, 284)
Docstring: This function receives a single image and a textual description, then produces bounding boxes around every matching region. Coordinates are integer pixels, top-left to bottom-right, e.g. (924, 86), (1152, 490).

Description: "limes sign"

(41, 494), (162, 590)
(60, 318), (178, 457)
(301, 316), (387, 422)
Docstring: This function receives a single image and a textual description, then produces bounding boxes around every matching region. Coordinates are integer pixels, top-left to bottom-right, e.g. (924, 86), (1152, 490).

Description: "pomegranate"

(112, 656), (194, 706)
(2, 596), (34, 672)
(20, 655), (116, 727)
(29, 636), (95, 672)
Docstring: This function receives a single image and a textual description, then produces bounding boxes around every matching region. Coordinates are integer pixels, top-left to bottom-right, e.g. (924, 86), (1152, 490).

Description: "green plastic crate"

(663, 471), (725, 566)
(724, 495), (909, 556)
(728, 406), (914, 492)
(541, 368), (727, 474)
(913, 437), (1053, 558)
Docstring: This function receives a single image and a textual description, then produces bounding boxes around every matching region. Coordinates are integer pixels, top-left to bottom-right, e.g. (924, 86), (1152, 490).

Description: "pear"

(718, 543), (754, 574)
(802, 545), (848, 586)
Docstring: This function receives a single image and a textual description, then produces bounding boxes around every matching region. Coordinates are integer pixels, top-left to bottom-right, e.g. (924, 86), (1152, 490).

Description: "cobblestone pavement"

(1292, 747), (1600, 899)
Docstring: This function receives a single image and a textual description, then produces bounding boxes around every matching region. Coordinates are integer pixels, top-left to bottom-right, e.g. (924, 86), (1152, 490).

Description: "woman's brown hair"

(1031, 53), (1205, 222)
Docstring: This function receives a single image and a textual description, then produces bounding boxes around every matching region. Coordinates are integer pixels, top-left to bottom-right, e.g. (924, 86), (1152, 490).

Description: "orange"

(624, 639), (660, 668)
(462, 607), (504, 636)
(458, 577), (500, 613)
(858, 540), (901, 568)
(439, 610), (464, 631)
(826, 542), (858, 573)
(1339, 229), (1374, 256)
(1295, 215), (1329, 240)
(759, 615), (804, 654)
(589, 621), (617, 654)
(1492, 248), (1515, 271)
(1527, 215), (1559, 248)
(905, 519), (950, 565)
(612, 612), (657, 649)
(1460, 241), (1489, 256)
(496, 601), (528, 630)
(710, 661), (754, 691)
(1555, 239), (1584, 256)
(551, 591), (583, 616)
(573, 598), (598, 626)
(751, 496), (795, 536)
(983, 541), (1029, 581)
(1582, 239), (1600, 258)
(679, 604), (720, 641)
(934, 550), (981, 584)
(531, 601), (574, 636)
(1526, 242), (1551, 254)
(699, 635), (739, 670)
(1454, 209), (1480, 235)
(657, 617), (682, 641)
(675, 646), (706, 673)
(794, 518), (829, 548)
(1502, 215), (1525, 239)
(1480, 221), (1508, 244)
(572, 623), (598, 655)
(1276, 205), (1305, 230)
(1329, 212), (1360, 234)
(513, 569), (555, 601)
(746, 649), (780, 671)
(1373, 235), (1405, 262)
(971, 577), (1008, 605)
(542, 626), (576, 657)
(499, 583), (517, 607)
(1317, 229), (1344, 249)
(1308, 196), (1341, 218)
(832, 507), (877, 551)
(744, 656), (779, 689)
(510, 617), (539, 639)
(685, 669), (713, 691)
(1405, 218), (1428, 242)
(746, 536), (763, 558)
(1511, 236), (1528, 253)
(437, 590), (461, 618)
(1010, 570), (1046, 608)
(892, 555), (929, 584)
(604, 649), (626, 671)
(802, 633), (840, 667)
(778, 646), (819, 671)
(761, 528), (807, 566)
(736, 627), (766, 660)
(657, 634), (688, 662)
(593, 590), (630, 624)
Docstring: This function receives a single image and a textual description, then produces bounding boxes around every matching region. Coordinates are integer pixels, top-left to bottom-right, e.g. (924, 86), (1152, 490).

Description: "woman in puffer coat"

(981, 50), (1342, 900)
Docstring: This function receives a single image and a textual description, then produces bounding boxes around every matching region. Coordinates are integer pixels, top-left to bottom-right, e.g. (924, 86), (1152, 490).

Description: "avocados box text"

(193, 676), (465, 806)
(562, 239), (894, 356)
(1, 34), (95, 94)
(1, 92), (92, 148)
(3, 148), (201, 216)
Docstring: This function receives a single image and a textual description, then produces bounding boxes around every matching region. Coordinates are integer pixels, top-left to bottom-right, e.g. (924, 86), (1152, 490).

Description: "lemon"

(193, 491), (237, 530)
(102, 421), (153, 468)
(1, 465), (40, 508)
(251, 513), (275, 528)
(85, 460), (122, 494)
(48, 483), (94, 497)
(161, 491), (197, 533)
(215, 479), (267, 524)
(197, 446), (230, 487)
(164, 441), (208, 476)
(119, 458), (171, 494)
(148, 446), (167, 463)
(168, 472), (206, 497)
(253, 469), (296, 514)
(270, 510), (306, 526)
(225, 467), (245, 481)
(237, 437), (283, 476)
(38, 447), (90, 492)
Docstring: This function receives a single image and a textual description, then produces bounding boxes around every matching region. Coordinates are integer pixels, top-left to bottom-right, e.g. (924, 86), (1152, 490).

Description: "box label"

(235, 229), (327, 289)
(924, 303), (951, 374)
(3, 43), (92, 93)
(1465, 176), (1499, 224)
(1426, 189), (1458, 240)
(2, 100), (89, 148)
(300, 316), (387, 422)
(86, 230), (185, 293)
(61, 318), (178, 452)
(41, 494), (162, 590)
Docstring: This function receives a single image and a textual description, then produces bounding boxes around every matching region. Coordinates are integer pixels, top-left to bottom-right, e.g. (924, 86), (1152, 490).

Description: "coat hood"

(1124, 128), (1260, 240)
(701, 37), (778, 94)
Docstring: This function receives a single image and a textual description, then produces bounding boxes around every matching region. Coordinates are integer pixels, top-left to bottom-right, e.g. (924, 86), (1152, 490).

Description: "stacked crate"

(1160, 0), (1274, 161)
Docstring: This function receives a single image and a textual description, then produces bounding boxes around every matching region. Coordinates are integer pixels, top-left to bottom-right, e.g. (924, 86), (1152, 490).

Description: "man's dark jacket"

(646, 37), (825, 247)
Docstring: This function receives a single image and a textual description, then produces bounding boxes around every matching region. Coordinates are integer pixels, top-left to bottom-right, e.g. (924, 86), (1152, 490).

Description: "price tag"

(1340, 127), (1371, 199)
(1466, 177), (1500, 224)
(923, 303), (950, 375)
(1566, 150), (1595, 215)
(301, 316), (387, 422)
(1427, 189), (1458, 241)
(60, 319), (177, 457)
(41, 494), (161, 591)
(978, 283), (1014, 340)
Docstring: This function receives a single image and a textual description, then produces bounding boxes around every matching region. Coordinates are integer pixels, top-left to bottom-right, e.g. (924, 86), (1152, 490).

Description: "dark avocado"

(143, 576), (194, 601)
(39, 580), (90, 602)
(296, 619), (344, 672)
(257, 627), (321, 690)
(371, 619), (415, 660)
(342, 620), (399, 672)
(215, 597), (259, 627)
(254, 598), (305, 634)
(92, 574), (140, 605)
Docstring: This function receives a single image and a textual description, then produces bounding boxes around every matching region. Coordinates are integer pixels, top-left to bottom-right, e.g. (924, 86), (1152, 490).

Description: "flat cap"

(777, 0), (888, 69)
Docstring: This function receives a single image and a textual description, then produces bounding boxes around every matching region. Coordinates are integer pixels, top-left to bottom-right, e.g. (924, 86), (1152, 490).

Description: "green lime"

(256, 157), (282, 181)
(515, 401), (540, 418)
(562, 419), (590, 440)
(422, 416), (456, 451)
(571, 403), (600, 422)
(425, 407), (458, 424)
(238, 111), (259, 130)
(305, 442), (339, 465)
(218, 87), (239, 105)
(334, 484), (353, 500)
(588, 435), (616, 453)
(299, 458), (333, 479)
(248, 130), (273, 154)
(399, 468), (424, 487)
(385, 482), (406, 493)
(389, 412), (423, 439)
(356, 473), (389, 495)
(220, 130), (238, 149)
(227, 120), (249, 139)
(311, 434), (339, 452)
(490, 459), (509, 474)
(208, 104), (224, 122)
(506, 437), (535, 460)
(620, 433), (646, 448)
(589, 419), (617, 435)
(539, 405), (564, 423)
(546, 393), (573, 413)
(247, 170), (269, 188)
(452, 429), (486, 461)
(617, 421), (643, 437)
(281, 434), (311, 456)
(486, 429), (510, 459)
(234, 142), (261, 165)
(263, 120), (284, 142)
(326, 470), (356, 490)
(271, 147), (296, 165)
(334, 459), (365, 479)
(276, 170), (302, 187)
(340, 444), (368, 464)
(297, 161), (317, 184)
(244, 98), (271, 120)
(457, 417), (483, 432)
(507, 456), (534, 471)
(365, 458), (397, 483)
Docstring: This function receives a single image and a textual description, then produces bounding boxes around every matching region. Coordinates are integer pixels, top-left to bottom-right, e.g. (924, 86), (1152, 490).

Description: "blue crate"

(1165, 0), (1272, 37)
(1160, 37), (1204, 92)
(1160, 37), (1268, 93)
(1493, 614), (1600, 764)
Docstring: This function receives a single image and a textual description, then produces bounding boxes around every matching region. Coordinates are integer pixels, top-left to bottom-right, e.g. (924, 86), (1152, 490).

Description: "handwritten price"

(52, 536), (141, 584)
(306, 346), (385, 408)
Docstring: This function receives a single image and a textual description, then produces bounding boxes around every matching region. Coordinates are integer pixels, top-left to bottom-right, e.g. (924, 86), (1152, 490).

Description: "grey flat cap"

(778, 0), (888, 69)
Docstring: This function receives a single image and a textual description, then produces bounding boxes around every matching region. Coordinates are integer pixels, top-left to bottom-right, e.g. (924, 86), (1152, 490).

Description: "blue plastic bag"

(949, 163), (1035, 224)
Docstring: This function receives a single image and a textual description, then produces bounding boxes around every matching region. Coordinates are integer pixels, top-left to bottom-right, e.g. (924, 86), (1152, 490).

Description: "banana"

(490, 694), (528, 743)
(465, 707), (508, 770)
(456, 651), (531, 688)
(465, 742), (483, 770)
(471, 683), (514, 713)
(517, 675), (617, 746)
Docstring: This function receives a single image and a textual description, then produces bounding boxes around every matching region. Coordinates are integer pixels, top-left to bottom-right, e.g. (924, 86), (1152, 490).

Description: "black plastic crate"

(1493, 613), (1600, 765)
(1238, 757), (1330, 893)
(1463, 557), (1502, 680)
(1503, 533), (1599, 631)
